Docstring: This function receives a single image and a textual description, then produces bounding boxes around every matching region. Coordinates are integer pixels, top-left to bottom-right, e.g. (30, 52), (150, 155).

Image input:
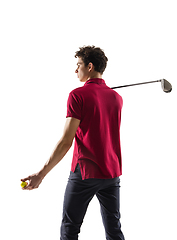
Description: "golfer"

(21, 46), (125, 240)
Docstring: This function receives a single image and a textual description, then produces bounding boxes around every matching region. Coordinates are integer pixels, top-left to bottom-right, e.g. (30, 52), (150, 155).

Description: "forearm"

(38, 139), (72, 178)
(21, 118), (80, 191)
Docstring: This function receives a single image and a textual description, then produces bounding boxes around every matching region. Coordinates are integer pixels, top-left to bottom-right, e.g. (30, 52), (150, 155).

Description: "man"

(21, 46), (125, 240)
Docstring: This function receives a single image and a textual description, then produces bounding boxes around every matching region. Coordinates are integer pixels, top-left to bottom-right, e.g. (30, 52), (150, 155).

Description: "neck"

(88, 73), (102, 80)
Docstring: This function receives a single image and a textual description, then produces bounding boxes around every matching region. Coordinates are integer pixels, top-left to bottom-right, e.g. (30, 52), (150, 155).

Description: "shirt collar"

(84, 78), (105, 86)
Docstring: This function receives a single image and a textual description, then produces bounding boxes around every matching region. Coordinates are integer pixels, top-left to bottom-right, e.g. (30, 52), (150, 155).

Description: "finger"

(21, 176), (31, 182)
(21, 178), (27, 182)
(22, 182), (35, 190)
(22, 183), (29, 190)
(22, 185), (32, 190)
(21, 179), (31, 189)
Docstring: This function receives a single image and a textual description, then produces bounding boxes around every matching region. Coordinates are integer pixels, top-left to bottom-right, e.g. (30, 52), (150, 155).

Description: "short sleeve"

(66, 91), (82, 120)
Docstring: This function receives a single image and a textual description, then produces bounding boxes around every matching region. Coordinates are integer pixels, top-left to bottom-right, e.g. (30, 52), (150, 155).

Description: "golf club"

(111, 79), (172, 93)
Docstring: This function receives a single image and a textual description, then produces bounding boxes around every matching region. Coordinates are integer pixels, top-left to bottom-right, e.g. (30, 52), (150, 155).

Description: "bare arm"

(39, 117), (80, 178)
(21, 117), (80, 190)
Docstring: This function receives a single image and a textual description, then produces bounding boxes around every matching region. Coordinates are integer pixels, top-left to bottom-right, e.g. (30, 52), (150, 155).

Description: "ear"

(88, 62), (94, 72)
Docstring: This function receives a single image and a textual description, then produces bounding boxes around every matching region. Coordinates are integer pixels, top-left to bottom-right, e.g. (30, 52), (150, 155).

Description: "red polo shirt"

(66, 78), (123, 180)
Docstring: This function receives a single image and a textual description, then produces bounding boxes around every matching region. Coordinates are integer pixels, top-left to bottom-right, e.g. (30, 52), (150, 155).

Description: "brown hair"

(75, 46), (108, 74)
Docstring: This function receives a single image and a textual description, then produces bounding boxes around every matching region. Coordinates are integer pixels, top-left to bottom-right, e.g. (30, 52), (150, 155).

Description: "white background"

(0, 0), (177, 239)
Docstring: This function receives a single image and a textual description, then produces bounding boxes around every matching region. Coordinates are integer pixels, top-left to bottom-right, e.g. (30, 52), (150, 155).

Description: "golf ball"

(21, 181), (27, 188)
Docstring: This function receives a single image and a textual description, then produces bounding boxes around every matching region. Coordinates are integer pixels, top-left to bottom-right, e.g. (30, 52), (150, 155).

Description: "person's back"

(67, 78), (123, 179)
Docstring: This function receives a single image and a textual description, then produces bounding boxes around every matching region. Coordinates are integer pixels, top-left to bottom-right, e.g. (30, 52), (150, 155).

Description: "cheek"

(79, 68), (84, 75)
(81, 67), (88, 74)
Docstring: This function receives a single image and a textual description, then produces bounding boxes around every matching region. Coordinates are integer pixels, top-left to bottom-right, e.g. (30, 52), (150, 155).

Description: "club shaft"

(111, 80), (161, 89)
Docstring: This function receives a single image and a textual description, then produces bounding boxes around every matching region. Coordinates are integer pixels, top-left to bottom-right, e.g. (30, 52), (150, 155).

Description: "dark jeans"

(60, 164), (125, 240)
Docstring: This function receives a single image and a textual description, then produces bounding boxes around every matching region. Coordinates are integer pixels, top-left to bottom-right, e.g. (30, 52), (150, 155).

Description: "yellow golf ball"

(21, 181), (27, 188)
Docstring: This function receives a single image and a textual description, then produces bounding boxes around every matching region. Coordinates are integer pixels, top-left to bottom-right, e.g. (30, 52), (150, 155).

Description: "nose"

(75, 69), (78, 73)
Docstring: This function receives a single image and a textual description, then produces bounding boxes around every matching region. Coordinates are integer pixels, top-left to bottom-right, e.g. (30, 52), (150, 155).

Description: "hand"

(21, 173), (43, 190)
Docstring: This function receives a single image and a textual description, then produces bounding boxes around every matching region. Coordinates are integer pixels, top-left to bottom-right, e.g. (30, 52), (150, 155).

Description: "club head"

(161, 79), (172, 93)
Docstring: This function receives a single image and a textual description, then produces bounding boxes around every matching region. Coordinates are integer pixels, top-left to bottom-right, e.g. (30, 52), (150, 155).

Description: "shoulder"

(104, 84), (123, 97)
(69, 86), (85, 96)
(109, 88), (123, 104)
(67, 87), (84, 105)
(112, 89), (123, 98)
(68, 85), (88, 101)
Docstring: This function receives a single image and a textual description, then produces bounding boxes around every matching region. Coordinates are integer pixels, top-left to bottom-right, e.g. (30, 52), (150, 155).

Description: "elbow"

(61, 138), (73, 150)
(65, 141), (73, 150)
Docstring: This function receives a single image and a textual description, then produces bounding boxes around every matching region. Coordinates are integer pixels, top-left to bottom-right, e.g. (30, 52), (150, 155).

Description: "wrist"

(38, 168), (47, 179)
